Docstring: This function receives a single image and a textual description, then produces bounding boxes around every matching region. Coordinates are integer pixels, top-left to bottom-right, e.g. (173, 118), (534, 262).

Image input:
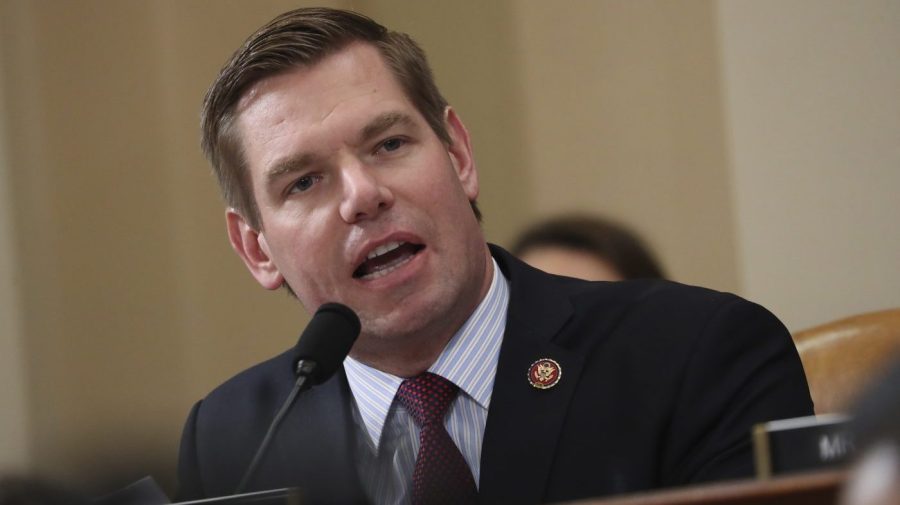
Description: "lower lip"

(354, 247), (426, 288)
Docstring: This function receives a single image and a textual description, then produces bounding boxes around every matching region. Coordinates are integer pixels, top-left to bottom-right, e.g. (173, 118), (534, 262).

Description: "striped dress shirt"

(343, 258), (509, 505)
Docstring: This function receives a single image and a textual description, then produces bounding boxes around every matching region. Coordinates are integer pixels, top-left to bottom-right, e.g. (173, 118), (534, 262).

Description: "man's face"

(227, 43), (492, 360)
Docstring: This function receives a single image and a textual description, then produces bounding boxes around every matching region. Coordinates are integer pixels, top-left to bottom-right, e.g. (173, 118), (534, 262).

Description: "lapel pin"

(527, 358), (562, 389)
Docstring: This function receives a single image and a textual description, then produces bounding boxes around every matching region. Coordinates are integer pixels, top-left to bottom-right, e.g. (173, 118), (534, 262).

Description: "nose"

(338, 161), (394, 223)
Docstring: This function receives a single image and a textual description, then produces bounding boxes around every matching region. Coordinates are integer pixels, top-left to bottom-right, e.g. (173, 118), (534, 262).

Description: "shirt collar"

(343, 257), (509, 449)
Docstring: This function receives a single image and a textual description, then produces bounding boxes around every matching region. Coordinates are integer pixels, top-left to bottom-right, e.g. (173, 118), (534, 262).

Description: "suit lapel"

(479, 247), (586, 504)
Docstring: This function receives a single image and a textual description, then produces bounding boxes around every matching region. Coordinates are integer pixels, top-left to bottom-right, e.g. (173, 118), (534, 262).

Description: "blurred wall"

(718, 0), (900, 330)
(0, 10), (31, 473)
(512, 1), (739, 292)
(0, 0), (897, 497)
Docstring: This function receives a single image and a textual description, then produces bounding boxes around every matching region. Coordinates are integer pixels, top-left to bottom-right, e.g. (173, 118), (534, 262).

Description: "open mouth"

(353, 241), (425, 280)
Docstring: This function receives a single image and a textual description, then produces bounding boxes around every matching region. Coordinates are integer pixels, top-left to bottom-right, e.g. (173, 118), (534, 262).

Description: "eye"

(288, 174), (321, 194)
(378, 137), (406, 153)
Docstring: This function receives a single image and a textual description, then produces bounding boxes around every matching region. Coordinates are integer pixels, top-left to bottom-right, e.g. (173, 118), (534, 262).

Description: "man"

(178, 7), (813, 505)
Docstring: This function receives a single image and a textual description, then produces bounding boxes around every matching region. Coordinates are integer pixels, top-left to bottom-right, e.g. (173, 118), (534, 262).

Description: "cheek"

(268, 217), (343, 276)
(412, 158), (471, 205)
(280, 253), (334, 308)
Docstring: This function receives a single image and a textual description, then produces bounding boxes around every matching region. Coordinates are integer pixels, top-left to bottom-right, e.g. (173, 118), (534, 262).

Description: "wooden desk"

(562, 470), (846, 505)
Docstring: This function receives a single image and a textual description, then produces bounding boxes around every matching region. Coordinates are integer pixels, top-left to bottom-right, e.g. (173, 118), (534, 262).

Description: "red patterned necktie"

(395, 372), (478, 505)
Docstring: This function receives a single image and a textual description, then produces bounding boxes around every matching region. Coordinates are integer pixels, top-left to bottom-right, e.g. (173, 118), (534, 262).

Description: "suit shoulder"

(200, 348), (296, 412)
(569, 277), (747, 314)
(563, 278), (784, 351)
(623, 280), (779, 330)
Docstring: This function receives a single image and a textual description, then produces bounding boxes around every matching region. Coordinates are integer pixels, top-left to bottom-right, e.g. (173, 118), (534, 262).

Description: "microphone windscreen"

(294, 302), (361, 384)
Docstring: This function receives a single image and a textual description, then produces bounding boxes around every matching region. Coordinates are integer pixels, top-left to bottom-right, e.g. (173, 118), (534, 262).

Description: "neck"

(351, 336), (451, 377)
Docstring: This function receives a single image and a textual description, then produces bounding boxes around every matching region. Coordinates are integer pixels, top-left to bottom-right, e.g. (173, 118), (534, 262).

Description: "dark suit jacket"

(177, 245), (813, 504)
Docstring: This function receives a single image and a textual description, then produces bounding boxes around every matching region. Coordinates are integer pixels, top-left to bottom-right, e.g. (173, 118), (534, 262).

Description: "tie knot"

(396, 372), (459, 427)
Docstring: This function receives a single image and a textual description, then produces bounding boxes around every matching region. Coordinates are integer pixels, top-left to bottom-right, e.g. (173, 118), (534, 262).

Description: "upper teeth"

(367, 241), (403, 260)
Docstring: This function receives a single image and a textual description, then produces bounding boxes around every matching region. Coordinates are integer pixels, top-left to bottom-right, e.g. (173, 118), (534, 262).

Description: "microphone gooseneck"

(235, 302), (361, 495)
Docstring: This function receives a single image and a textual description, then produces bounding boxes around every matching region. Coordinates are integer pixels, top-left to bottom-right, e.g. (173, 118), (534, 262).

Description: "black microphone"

(293, 302), (361, 385)
(235, 302), (360, 495)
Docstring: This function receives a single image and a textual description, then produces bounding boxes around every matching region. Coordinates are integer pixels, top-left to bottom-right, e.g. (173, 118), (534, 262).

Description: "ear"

(444, 106), (479, 202)
(225, 209), (284, 290)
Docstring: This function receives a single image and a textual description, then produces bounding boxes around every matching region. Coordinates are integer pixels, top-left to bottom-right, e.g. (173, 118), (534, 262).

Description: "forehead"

(235, 42), (405, 128)
(233, 43), (420, 169)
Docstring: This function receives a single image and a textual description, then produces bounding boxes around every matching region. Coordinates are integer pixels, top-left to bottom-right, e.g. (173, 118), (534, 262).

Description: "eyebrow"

(359, 111), (416, 144)
(265, 152), (319, 186)
(264, 111), (417, 185)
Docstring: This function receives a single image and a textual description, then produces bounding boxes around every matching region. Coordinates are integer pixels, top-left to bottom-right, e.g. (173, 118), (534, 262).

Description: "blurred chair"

(793, 308), (900, 414)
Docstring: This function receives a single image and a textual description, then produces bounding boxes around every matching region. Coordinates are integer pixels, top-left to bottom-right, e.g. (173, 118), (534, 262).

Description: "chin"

(358, 297), (446, 340)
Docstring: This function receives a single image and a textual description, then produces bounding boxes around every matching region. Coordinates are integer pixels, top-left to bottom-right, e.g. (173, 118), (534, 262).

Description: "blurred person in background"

(512, 214), (666, 281)
(841, 356), (900, 505)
